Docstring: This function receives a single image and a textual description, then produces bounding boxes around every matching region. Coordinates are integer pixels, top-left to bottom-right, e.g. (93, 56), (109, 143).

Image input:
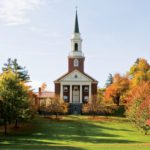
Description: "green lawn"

(0, 115), (150, 150)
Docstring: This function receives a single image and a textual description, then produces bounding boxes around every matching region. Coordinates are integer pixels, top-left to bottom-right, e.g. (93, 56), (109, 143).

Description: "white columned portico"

(70, 85), (72, 103)
(60, 79), (93, 103)
(89, 84), (92, 102)
(60, 84), (63, 99)
(80, 85), (82, 103)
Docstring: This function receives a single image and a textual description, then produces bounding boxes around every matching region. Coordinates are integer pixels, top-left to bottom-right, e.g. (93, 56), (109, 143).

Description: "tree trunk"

(145, 129), (148, 135)
(4, 121), (7, 136)
(92, 112), (95, 118)
(56, 113), (58, 119)
(116, 95), (120, 106)
(14, 118), (18, 128)
(117, 100), (119, 106)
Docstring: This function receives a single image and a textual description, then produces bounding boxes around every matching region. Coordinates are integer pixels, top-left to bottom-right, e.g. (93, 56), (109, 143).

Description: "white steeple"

(69, 10), (84, 58)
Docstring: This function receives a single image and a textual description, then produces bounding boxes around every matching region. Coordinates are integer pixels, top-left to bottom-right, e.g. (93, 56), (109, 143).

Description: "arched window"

(74, 59), (79, 67)
(74, 43), (78, 51)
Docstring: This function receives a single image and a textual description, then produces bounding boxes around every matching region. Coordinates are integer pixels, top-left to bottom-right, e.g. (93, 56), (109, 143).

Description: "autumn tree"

(126, 82), (150, 134)
(41, 82), (47, 91)
(82, 94), (104, 117)
(97, 88), (105, 103)
(46, 95), (68, 119)
(128, 58), (150, 87)
(105, 73), (130, 106)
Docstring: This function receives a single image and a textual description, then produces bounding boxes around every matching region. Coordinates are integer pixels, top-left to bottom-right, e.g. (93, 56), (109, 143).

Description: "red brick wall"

(68, 57), (85, 73)
(55, 83), (60, 96)
(92, 83), (97, 95)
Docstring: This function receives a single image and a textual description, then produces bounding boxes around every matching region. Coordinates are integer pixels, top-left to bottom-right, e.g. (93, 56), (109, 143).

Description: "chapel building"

(54, 11), (98, 113)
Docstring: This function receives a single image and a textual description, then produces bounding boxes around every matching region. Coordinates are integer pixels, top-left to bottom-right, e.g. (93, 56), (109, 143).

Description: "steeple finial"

(74, 8), (80, 33)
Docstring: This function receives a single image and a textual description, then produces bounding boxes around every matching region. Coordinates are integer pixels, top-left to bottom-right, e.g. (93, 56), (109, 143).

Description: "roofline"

(54, 69), (98, 83)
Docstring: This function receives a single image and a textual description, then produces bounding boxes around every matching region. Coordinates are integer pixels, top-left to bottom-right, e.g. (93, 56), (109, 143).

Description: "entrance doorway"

(72, 86), (80, 103)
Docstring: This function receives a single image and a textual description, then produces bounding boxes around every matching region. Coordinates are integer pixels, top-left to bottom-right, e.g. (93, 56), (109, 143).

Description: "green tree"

(0, 71), (30, 134)
(2, 58), (30, 82)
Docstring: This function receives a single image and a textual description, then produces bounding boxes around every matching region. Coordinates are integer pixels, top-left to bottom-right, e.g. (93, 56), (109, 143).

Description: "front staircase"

(69, 103), (82, 114)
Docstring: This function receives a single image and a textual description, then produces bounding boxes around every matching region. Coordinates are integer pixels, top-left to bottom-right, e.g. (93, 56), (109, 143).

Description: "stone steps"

(69, 103), (82, 114)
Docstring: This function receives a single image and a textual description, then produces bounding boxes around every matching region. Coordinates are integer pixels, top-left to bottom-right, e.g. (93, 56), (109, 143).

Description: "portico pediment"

(60, 70), (92, 82)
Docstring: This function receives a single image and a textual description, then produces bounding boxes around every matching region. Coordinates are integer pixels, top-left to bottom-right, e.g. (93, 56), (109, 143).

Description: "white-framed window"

(84, 96), (89, 101)
(63, 96), (68, 100)
(74, 59), (79, 67)
(84, 87), (89, 92)
(64, 86), (68, 92)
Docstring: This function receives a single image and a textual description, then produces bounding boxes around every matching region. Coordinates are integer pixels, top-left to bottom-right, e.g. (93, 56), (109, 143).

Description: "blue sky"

(0, 0), (150, 91)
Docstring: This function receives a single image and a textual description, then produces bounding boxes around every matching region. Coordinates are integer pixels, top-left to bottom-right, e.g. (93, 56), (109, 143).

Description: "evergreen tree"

(2, 58), (30, 83)
(105, 73), (113, 87)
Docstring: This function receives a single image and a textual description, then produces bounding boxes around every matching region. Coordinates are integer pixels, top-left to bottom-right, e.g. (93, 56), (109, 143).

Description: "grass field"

(0, 115), (150, 150)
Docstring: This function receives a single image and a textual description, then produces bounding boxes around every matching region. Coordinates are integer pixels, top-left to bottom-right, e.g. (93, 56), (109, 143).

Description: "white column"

(80, 85), (82, 103)
(70, 85), (72, 103)
(89, 84), (92, 103)
(60, 83), (63, 100)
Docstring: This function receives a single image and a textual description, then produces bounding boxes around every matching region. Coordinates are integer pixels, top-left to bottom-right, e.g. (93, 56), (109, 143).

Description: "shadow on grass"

(0, 116), (141, 149)
(0, 145), (84, 150)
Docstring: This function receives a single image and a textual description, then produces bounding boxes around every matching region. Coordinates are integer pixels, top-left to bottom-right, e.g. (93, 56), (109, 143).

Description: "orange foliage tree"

(126, 82), (150, 134)
(105, 73), (130, 106)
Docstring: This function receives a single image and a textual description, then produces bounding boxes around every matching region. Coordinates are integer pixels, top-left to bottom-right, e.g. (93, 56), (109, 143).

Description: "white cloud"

(0, 0), (45, 26)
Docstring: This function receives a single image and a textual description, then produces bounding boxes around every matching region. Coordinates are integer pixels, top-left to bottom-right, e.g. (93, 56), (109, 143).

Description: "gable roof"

(54, 69), (98, 83)
(36, 91), (55, 98)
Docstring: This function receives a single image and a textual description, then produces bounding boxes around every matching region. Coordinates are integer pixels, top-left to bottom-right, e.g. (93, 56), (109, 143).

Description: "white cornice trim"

(60, 69), (93, 82)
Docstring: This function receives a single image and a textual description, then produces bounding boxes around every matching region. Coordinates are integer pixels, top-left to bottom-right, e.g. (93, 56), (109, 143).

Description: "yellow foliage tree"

(46, 95), (68, 119)
(128, 58), (150, 87)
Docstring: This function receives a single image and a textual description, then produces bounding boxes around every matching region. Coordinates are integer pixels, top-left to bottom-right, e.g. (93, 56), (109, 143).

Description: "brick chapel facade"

(54, 11), (98, 112)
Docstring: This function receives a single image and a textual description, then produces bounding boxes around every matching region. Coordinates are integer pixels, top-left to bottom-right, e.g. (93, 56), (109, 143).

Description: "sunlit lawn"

(0, 115), (150, 150)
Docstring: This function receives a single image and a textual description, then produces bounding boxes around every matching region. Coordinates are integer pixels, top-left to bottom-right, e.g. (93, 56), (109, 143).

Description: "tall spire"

(69, 8), (84, 58)
(74, 10), (80, 33)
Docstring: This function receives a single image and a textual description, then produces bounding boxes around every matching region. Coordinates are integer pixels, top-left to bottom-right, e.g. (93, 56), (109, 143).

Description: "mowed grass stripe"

(0, 115), (150, 150)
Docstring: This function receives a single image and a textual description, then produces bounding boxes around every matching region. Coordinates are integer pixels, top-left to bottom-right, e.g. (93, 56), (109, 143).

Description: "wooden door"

(72, 86), (80, 103)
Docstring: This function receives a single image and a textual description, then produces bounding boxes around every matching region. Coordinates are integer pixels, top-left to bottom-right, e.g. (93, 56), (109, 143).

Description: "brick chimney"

(38, 87), (42, 95)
